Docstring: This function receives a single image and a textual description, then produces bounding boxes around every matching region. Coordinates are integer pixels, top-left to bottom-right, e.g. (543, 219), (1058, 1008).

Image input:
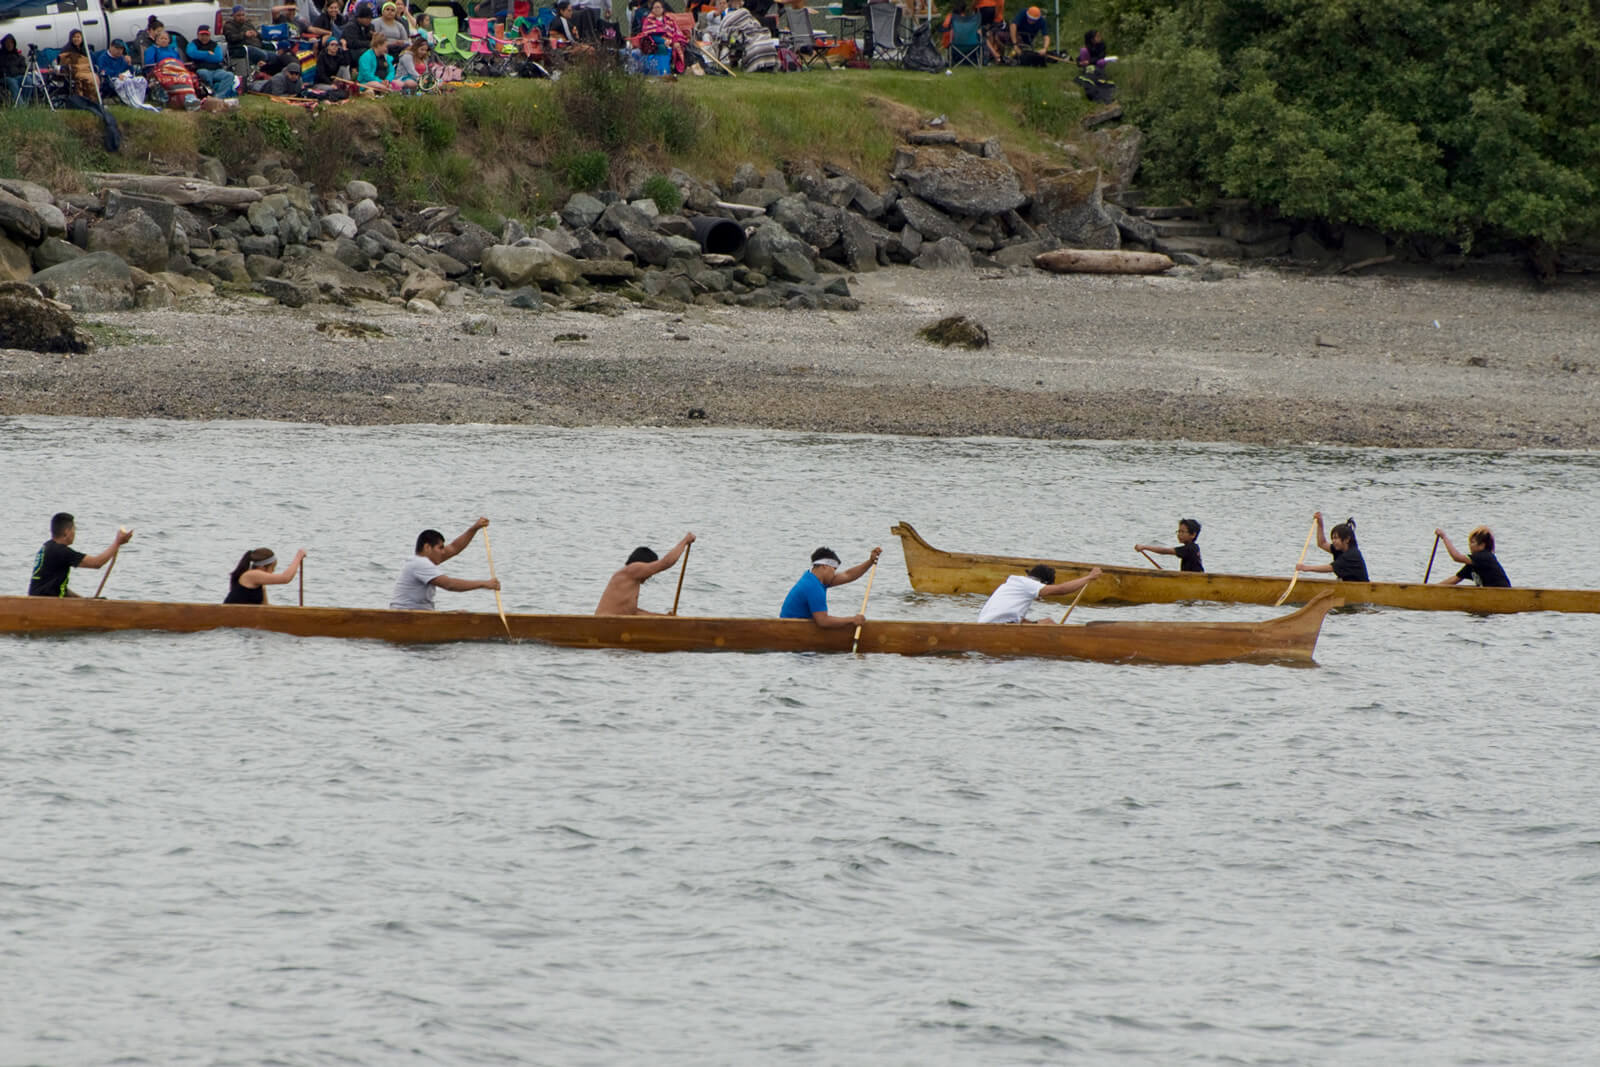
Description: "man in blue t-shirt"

(779, 545), (882, 628)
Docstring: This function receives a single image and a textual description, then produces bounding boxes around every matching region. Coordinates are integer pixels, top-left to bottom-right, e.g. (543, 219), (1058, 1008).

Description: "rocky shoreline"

(3, 264), (1596, 450)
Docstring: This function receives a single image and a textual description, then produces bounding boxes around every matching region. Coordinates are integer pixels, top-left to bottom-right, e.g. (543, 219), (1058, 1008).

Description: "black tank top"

(224, 573), (265, 605)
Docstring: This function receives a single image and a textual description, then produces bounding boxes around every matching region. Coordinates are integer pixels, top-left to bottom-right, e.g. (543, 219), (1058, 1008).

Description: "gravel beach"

(3, 265), (1596, 448)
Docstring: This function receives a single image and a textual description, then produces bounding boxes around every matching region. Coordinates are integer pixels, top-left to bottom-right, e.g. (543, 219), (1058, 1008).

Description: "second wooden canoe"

(891, 521), (1600, 614)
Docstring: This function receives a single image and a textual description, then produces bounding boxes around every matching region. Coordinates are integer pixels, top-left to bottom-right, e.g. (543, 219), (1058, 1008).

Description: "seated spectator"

(549, 0), (581, 43)
(356, 38), (403, 90)
(95, 39), (158, 110)
(1012, 5), (1047, 54)
(640, 0), (689, 72)
(570, 0), (614, 40)
(411, 12), (439, 46)
(393, 36), (426, 89)
(59, 29), (121, 149)
(315, 35), (353, 83)
(2, 34), (28, 105)
(374, 2), (412, 55)
(343, 4), (377, 59)
(186, 26), (239, 96)
(1078, 27), (1110, 72)
(132, 16), (166, 64)
(142, 28), (183, 69)
(254, 58), (303, 94)
(628, 0), (650, 36)
(222, 5), (275, 65)
(304, 0), (341, 40)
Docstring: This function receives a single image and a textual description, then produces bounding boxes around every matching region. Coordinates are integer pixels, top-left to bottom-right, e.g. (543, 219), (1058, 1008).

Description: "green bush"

(561, 149), (610, 191)
(640, 174), (682, 214)
(1120, 0), (1600, 249)
(554, 54), (702, 154)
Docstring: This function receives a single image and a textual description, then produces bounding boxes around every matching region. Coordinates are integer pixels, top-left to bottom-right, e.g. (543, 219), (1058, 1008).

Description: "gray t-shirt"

(390, 555), (444, 610)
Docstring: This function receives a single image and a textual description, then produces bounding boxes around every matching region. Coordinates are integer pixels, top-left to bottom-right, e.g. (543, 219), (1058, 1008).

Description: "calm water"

(3, 418), (1598, 1065)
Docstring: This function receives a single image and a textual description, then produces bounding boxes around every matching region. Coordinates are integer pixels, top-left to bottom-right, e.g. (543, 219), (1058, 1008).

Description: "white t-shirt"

(390, 555), (445, 610)
(977, 574), (1045, 623)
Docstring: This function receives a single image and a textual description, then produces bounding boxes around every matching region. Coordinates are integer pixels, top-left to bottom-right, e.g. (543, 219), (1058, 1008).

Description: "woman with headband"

(224, 546), (307, 605)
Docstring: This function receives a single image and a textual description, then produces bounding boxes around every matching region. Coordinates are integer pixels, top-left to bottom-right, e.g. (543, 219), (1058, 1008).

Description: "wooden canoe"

(0, 594), (1338, 665)
(892, 521), (1600, 614)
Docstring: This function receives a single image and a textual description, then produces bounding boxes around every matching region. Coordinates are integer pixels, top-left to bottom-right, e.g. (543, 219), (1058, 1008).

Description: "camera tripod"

(16, 45), (57, 110)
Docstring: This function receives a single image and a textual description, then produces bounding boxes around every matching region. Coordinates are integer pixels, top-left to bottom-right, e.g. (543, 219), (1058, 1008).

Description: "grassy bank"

(0, 64), (1100, 222)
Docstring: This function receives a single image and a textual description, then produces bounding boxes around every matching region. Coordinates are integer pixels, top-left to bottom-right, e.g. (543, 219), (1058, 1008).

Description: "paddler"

(1433, 525), (1510, 587)
(594, 532), (696, 615)
(28, 513), (133, 598)
(1135, 517), (1204, 572)
(224, 547), (307, 604)
(389, 517), (501, 610)
(977, 564), (1102, 624)
(779, 545), (881, 629)
(1295, 512), (1369, 582)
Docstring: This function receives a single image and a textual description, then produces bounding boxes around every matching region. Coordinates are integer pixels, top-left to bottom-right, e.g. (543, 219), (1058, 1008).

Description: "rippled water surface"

(3, 418), (1598, 1065)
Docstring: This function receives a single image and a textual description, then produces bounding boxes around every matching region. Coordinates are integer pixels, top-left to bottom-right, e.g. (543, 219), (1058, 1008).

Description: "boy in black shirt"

(1136, 517), (1203, 572)
(1434, 525), (1510, 587)
(28, 512), (133, 597)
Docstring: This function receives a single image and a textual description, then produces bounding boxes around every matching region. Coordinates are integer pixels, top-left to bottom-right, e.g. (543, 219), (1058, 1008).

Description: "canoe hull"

(892, 522), (1600, 614)
(0, 594), (1336, 665)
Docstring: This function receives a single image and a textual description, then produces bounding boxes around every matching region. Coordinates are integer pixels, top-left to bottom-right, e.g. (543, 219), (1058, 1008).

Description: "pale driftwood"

(712, 200), (768, 217)
(1033, 249), (1175, 275)
(87, 173), (264, 207)
(1337, 254), (1396, 274)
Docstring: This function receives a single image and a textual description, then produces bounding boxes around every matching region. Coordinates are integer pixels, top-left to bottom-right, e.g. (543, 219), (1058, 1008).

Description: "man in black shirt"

(28, 512), (133, 597)
(1136, 517), (1204, 573)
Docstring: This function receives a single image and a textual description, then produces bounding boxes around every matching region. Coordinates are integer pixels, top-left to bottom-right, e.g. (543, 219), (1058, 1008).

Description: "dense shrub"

(1119, 0), (1600, 248)
(640, 174), (682, 214)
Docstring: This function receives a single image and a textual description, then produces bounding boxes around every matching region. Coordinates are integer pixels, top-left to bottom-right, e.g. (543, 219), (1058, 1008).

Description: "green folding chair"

(432, 16), (473, 66)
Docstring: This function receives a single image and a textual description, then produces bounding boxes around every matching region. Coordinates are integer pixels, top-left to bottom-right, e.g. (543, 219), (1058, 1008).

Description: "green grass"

(0, 64), (1101, 218)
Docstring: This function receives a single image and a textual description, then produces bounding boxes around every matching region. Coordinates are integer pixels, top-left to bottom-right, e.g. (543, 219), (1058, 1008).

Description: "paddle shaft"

(1423, 533), (1441, 583)
(851, 562), (877, 654)
(670, 541), (691, 616)
(92, 549), (119, 599)
(483, 529), (511, 637)
(1274, 516), (1321, 607)
(1138, 548), (1165, 570)
(1058, 579), (1091, 624)
(298, 558), (304, 607)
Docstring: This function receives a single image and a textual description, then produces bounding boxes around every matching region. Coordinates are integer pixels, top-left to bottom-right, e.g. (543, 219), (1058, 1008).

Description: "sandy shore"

(3, 265), (1596, 448)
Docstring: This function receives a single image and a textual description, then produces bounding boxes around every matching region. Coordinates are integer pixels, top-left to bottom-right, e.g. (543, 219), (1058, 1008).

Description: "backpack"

(901, 24), (943, 73)
(1075, 71), (1115, 103)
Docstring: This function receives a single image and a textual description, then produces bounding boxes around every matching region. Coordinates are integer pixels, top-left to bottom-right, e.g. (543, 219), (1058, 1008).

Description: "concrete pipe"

(690, 216), (747, 260)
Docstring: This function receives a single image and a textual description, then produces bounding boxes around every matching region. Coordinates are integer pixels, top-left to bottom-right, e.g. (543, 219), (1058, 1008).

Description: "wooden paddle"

(298, 556), (305, 607)
(670, 541), (691, 616)
(851, 562), (877, 654)
(1058, 578), (1092, 624)
(483, 528), (511, 638)
(1138, 548), (1165, 569)
(1274, 516), (1320, 607)
(1423, 532), (1441, 583)
(93, 526), (130, 599)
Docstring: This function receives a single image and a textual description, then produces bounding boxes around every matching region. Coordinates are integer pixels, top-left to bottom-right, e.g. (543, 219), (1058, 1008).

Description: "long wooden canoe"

(0, 593), (1339, 665)
(892, 521), (1600, 614)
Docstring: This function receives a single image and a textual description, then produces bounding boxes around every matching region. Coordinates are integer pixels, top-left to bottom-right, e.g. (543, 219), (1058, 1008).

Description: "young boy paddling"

(1135, 518), (1203, 572)
(28, 513), (133, 598)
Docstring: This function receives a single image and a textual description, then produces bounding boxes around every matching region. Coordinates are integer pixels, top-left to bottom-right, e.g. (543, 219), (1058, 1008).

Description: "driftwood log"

(86, 174), (263, 208)
(1034, 249), (1175, 275)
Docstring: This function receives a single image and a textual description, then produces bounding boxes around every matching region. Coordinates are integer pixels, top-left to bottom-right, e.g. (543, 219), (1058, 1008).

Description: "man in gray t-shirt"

(389, 517), (501, 610)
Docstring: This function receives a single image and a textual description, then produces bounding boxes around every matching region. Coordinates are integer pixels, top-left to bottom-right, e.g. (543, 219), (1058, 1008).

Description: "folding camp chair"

(780, 5), (832, 69)
(864, 1), (904, 66)
(946, 12), (984, 67)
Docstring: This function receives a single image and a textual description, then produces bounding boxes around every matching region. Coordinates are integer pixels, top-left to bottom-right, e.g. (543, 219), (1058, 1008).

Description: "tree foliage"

(1118, 0), (1600, 248)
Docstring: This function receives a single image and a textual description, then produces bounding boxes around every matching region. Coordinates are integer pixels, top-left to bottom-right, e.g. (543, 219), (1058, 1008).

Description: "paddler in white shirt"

(977, 564), (1102, 624)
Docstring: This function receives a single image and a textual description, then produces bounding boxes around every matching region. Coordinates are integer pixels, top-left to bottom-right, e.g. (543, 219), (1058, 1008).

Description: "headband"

(812, 555), (841, 568)
(253, 553), (277, 569)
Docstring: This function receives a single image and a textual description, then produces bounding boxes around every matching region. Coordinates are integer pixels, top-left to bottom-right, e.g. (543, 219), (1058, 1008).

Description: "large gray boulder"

(30, 252), (137, 311)
(440, 221), (497, 266)
(30, 236), (85, 273)
(772, 195), (841, 251)
(480, 243), (584, 288)
(892, 146), (1026, 217)
(560, 192), (606, 231)
(1, 233), (34, 282)
(835, 213), (880, 272)
(895, 196), (973, 248)
(0, 281), (94, 353)
(1031, 169), (1119, 250)
(87, 207), (170, 273)
(277, 246), (392, 301)
(0, 190), (45, 246)
(745, 221), (817, 284)
(597, 200), (655, 237)
(913, 237), (974, 271)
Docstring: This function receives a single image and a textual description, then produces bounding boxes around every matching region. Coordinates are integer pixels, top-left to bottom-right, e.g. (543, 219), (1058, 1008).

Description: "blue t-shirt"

(779, 569), (828, 620)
